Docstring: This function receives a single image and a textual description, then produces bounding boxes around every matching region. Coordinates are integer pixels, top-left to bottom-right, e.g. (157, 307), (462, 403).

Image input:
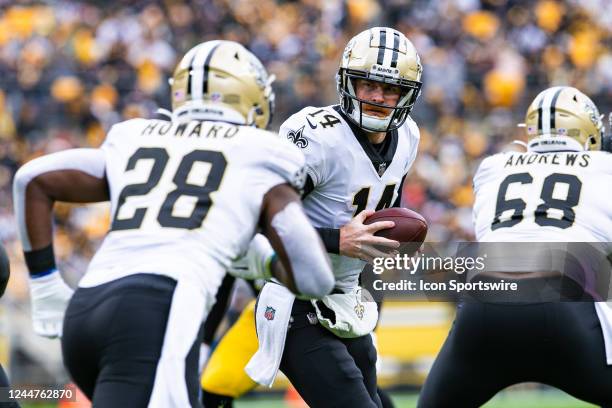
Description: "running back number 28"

(111, 147), (226, 231)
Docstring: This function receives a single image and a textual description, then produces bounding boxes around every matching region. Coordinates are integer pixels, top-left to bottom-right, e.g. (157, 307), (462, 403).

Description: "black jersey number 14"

(352, 184), (396, 216)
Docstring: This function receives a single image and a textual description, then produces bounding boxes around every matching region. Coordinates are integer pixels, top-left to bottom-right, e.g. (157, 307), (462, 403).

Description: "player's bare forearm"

(268, 257), (293, 291)
(23, 177), (55, 250)
(24, 171), (109, 250)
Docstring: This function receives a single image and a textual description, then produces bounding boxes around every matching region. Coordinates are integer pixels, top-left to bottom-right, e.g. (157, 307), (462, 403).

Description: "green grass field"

(234, 390), (596, 408)
(21, 389), (596, 407)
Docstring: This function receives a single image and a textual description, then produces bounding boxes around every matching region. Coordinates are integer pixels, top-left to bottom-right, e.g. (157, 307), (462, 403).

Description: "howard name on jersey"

(280, 105), (420, 289)
(473, 150), (612, 243)
(81, 118), (306, 302)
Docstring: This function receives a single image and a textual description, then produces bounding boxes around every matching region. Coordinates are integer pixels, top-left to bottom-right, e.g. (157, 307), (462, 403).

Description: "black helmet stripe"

(187, 40), (221, 100)
(377, 29), (386, 65)
(549, 87), (563, 131)
(202, 42), (222, 96)
(391, 31), (400, 68)
(537, 93), (544, 132)
(540, 86), (563, 134)
(185, 51), (198, 99)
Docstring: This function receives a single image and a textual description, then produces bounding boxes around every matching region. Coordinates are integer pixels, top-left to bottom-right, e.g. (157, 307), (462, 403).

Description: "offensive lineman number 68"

(491, 172), (582, 230)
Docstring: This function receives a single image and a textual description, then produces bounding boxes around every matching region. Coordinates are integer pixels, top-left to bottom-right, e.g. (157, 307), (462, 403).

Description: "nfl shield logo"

(264, 306), (276, 321)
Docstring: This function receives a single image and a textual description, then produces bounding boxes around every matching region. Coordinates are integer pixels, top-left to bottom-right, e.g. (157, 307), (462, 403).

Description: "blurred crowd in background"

(0, 0), (611, 323)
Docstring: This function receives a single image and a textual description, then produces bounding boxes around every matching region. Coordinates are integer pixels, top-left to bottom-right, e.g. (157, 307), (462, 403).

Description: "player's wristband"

(24, 245), (57, 278)
(315, 228), (340, 254)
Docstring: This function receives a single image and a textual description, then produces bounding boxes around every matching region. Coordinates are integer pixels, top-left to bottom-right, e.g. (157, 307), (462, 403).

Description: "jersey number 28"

(491, 172), (581, 230)
(111, 147), (227, 231)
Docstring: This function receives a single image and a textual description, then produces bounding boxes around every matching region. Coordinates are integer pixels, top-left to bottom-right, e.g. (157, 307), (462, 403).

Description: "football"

(364, 207), (428, 245)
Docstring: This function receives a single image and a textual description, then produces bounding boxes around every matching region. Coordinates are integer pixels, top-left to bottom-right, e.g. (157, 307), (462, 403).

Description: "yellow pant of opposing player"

(201, 300), (258, 397)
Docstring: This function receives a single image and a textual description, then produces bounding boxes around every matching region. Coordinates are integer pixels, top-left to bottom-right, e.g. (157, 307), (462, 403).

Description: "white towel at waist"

(245, 283), (295, 387)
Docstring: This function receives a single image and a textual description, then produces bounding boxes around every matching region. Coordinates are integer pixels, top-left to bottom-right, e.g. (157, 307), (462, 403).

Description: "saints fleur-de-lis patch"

(354, 303), (365, 320)
(286, 126), (308, 148)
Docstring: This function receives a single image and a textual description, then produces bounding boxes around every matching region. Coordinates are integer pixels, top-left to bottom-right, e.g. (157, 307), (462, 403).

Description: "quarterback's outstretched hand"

(340, 210), (400, 263)
(29, 269), (74, 338)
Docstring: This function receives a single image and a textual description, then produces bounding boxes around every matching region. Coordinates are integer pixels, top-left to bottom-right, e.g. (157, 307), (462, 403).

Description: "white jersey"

(473, 150), (612, 364)
(280, 105), (420, 290)
(473, 150), (612, 242)
(80, 118), (305, 304)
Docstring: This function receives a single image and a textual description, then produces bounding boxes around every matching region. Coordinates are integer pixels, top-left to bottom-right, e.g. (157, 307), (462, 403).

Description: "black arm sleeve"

(392, 173), (408, 208)
(0, 243), (9, 298)
(202, 274), (235, 345)
(315, 228), (340, 254)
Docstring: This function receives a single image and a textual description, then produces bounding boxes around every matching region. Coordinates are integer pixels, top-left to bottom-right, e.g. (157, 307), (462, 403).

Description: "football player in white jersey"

(418, 87), (612, 407)
(232, 27), (422, 408)
(12, 40), (334, 407)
